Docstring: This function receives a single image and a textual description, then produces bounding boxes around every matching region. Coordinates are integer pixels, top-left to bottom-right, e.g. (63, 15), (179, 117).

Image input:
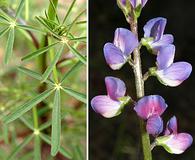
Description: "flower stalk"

(129, 18), (152, 160)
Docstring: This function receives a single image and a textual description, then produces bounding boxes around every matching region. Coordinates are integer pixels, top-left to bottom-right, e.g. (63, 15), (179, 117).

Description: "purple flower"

(156, 116), (193, 154)
(154, 45), (192, 87)
(130, 0), (148, 8)
(120, 0), (148, 8)
(104, 28), (139, 70)
(142, 17), (174, 53)
(91, 76), (129, 118)
(134, 95), (167, 136)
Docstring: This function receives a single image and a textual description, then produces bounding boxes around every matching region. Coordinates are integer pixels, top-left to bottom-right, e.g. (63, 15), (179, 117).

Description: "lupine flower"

(91, 76), (130, 118)
(134, 95), (167, 136)
(153, 45), (192, 87)
(156, 116), (193, 154)
(104, 28), (139, 70)
(142, 17), (174, 53)
(121, 0), (148, 8)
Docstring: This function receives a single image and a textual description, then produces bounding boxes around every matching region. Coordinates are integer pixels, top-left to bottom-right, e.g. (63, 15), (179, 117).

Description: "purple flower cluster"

(91, 0), (193, 156)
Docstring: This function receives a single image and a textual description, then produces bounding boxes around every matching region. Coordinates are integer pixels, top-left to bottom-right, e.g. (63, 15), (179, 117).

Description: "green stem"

(32, 106), (39, 129)
(130, 19), (152, 160)
(48, 0), (59, 83)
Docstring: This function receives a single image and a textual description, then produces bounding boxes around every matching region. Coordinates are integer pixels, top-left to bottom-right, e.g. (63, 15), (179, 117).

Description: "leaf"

(36, 16), (60, 39)
(17, 24), (46, 34)
(22, 42), (59, 61)
(2, 89), (54, 124)
(40, 133), (72, 159)
(72, 145), (84, 160)
(15, 0), (25, 18)
(42, 44), (64, 82)
(62, 0), (76, 24)
(51, 90), (61, 156)
(34, 136), (41, 160)
(60, 61), (82, 83)
(0, 9), (13, 22)
(48, 0), (60, 23)
(62, 87), (86, 103)
(66, 43), (86, 64)
(4, 28), (15, 64)
(18, 66), (54, 85)
(6, 134), (34, 160)
(0, 27), (9, 38)
(70, 36), (86, 42)
(3, 123), (9, 144)
(19, 116), (34, 131)
(66, 10), (86, 35)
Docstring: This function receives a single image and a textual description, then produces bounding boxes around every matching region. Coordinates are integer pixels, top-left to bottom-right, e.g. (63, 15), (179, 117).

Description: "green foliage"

(0, 0), (86, 159)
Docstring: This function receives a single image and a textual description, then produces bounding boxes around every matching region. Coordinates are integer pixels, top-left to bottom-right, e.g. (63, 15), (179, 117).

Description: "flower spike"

(104, 28), (139, 70)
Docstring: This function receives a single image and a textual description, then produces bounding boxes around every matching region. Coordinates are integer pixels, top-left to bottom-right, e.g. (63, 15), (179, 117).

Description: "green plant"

(0, 0), (86, 159)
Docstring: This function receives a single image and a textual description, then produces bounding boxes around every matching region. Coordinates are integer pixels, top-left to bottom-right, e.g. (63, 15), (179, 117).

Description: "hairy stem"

(130, 19), (152, 160)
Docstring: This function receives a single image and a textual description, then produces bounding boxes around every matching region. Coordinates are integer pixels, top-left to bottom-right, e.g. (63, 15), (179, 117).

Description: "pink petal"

(134, 95), (168, 119)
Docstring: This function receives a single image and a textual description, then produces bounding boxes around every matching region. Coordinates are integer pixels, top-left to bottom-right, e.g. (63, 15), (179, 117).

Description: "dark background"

(89, 0), (195, 159)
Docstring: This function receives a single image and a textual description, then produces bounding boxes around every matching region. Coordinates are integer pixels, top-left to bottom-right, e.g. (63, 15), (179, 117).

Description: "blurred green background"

(89, 0), (195, 159)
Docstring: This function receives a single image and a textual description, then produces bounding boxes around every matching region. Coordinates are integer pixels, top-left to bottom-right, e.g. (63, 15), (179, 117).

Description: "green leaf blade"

(0, 27), (9, 38)
(15, 0), (25, 18)
(22, 42), (59, 61)
(40, 133), (72, 159)
(60, 61), (82, 83)
(42, 44), (64, 82)
(18, 66), (54, 84)
(34, 136), (41, 160)
(66, 43), (86, 64)
(51, 90), (61, 156)
(2, 89), (54, 124)
(7, 134), (34, 160)
(62, 87), (86, 103)
(4, 28), (15, 64)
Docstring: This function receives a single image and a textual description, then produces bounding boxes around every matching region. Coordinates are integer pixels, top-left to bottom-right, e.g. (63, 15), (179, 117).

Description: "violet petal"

(105, 76), (126, 100)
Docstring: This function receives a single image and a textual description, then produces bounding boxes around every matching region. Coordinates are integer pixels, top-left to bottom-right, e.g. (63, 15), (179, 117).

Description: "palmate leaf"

(34, 136), (41, 160)
(60, 61), (83, 83)
(7, 134), (34, 160)
(40, 133), (72, 159)
(36, 16), (60, 39)
(66, 42), (86, 64)
(51, 89), (61, 156)
(42, 44), (65, 82)
(18, 66), (54, 85)
(2, 89), (54, 124)
(4, 27), (15, 64)
(62, 87), (86, 104)
(22, 42), (59, 61)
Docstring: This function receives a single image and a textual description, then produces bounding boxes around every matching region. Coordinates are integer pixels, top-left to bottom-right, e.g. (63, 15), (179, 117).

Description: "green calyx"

(115, 96), (132, 116)
(156, 135), (173, 154)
